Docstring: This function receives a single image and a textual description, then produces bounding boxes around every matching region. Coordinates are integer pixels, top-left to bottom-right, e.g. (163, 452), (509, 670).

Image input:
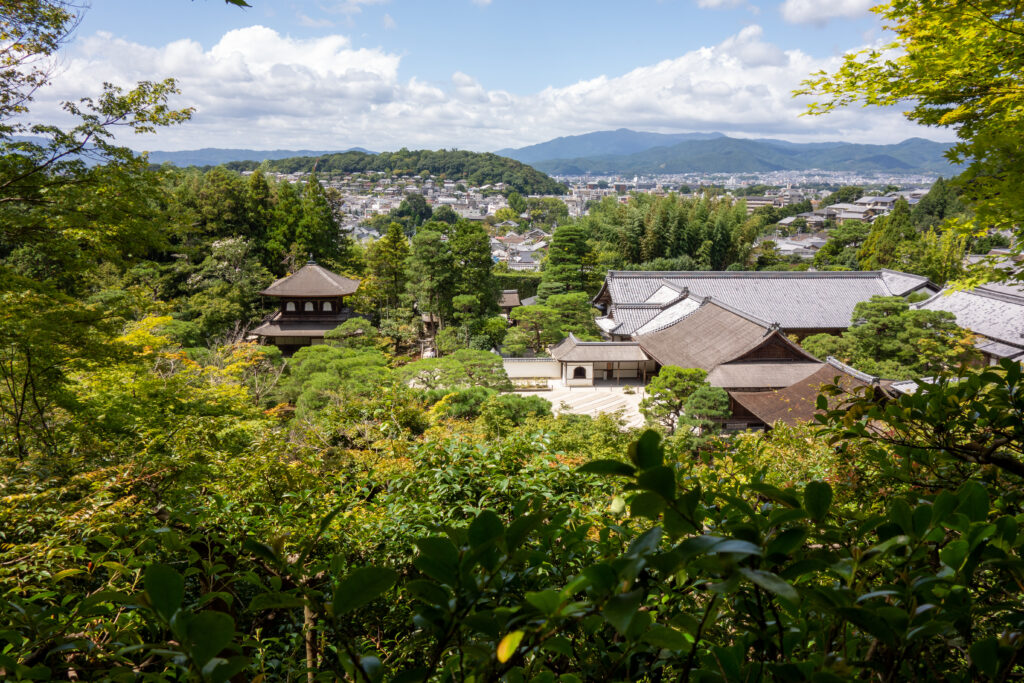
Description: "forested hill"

(516, 135), (956, 175)
(225, 148), (567, 195)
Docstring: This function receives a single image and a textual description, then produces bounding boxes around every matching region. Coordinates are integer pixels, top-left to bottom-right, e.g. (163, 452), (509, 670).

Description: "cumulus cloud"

(780, 0), (874, 24)
(34, 24), (940, 151)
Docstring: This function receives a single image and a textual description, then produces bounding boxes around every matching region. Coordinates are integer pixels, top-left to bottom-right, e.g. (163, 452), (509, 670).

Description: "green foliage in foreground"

(5, 348), (1024, 680)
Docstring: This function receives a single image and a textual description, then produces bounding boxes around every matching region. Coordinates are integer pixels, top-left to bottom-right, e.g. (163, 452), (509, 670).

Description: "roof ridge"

(826, 356), (878, 383)
(700, 296), (777, 329)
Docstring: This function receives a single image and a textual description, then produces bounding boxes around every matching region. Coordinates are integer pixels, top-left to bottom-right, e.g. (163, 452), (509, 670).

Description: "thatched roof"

(261, 262), (360, 298)
(728, 357), (879, 427)
(550, 334), (650, 363)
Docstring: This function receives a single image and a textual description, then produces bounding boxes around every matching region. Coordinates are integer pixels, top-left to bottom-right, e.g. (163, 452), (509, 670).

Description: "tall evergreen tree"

(364, 222), (410, 313)
(858, 198), (916, 270)
(538, 223), (591, 302)
(295, 173), (341, 264)
(450, 220), (498, 316)
(267, 181), (302, 273)
(407, 226), (455, 325)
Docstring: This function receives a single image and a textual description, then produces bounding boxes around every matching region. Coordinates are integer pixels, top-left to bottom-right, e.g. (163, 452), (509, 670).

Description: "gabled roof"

(636, 298), (803, 371)
(595, 269), (937, 331)
(550, 334), (650, 363)
(728, 357), (879, 427)
(914, 283), (1024, 353)
(261, 262), (360, 298)
(707, 362), (824, 390)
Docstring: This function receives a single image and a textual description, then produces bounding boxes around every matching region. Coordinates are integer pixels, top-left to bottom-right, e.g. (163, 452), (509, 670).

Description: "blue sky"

(37, 0), (949, 151)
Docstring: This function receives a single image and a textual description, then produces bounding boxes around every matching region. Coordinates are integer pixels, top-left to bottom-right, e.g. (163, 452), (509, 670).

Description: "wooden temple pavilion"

(251, 260), (360, 354)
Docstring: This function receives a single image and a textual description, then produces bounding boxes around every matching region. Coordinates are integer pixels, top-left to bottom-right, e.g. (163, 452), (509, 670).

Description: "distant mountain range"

(145, 147), (374, 167)
(495, 129), (724, 164)
(496, 129), (956, 175)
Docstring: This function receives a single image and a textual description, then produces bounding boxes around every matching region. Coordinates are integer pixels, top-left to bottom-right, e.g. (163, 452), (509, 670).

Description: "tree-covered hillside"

(226, 148), (567, 195)
(533, 136), (955, 175)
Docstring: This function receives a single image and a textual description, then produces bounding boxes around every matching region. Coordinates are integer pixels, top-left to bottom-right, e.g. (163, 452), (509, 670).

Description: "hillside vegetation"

(226, 148), (567, 196)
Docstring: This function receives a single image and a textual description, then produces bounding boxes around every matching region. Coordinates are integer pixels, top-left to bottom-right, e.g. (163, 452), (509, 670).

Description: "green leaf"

(497, 630), (524, 663)
(413, 537), (460, 584)
(208, 655), (250, 683)
(333, 567), (398, 617)
(577, 460), (636, 476)
(939, 540), (969, 572)
(630, 491), (665, 520)
(642, 624), (690, 650)
(766, 527), (808, 557)
(525, 590), (561, 616)
(834, 607), (896, 646)
(632, 430), (663, 469)
(970, 638), (1000, 680)
(956, 481), (989, 522)
(248, 592), (305, 611)
(710, 539), (762, 557)
(468, 510), (503, 550)
(603, 589), (643, 635)
(637, 466), (676, 500)
(738, 568), (799, 604)
(144, 564), (184, 621)
(52, 569), (84, 582)
(803, 481), (833, 522)
(406, 579), (450, 605)
(183, 611), (235, 667)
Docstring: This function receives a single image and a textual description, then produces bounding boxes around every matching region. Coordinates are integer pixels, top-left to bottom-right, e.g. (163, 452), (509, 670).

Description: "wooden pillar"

(615, 362), (620, 385)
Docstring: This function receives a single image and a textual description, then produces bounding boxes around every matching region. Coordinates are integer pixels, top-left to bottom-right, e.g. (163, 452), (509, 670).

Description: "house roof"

(728, 357), (878, 427)
(596, 269), (936, 331)
(707, 362), (825, 390)
(499, 290), (521, 308)
(252, 319), (346, 338)
(549, 334), (651, 363)
(914, 283), (1024, 353)
(635, 299), (795, 371)
(260, 262), (361, 298)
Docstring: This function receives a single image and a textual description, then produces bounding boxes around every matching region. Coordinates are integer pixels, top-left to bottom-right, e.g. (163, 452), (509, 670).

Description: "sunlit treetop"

(797, 0), (1024, 241)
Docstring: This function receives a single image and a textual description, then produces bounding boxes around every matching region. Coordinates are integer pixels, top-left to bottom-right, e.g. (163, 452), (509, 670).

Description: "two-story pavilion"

(251, 260), (360, 354)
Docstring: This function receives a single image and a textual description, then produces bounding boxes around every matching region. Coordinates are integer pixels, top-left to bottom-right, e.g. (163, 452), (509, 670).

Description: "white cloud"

(696, 0), (744, 7)
(780, 0), (874, 24)
(382, 12), (396, 29)
(471, 0), (492, 5)
(34, 24), (945, 152)
(297, 13), (334, 27)
(328, 0), (389, 15)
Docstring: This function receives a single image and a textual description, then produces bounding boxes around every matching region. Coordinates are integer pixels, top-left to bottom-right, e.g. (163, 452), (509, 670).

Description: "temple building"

(913, 282), (1024, 364)
(594, 269), (938, 340)
(251, 260), (360, 354)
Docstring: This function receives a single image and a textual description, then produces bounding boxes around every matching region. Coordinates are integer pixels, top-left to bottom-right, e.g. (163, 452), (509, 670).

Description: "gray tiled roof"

(915, 284), (1024, 352)
(600, 269), (935, 331)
